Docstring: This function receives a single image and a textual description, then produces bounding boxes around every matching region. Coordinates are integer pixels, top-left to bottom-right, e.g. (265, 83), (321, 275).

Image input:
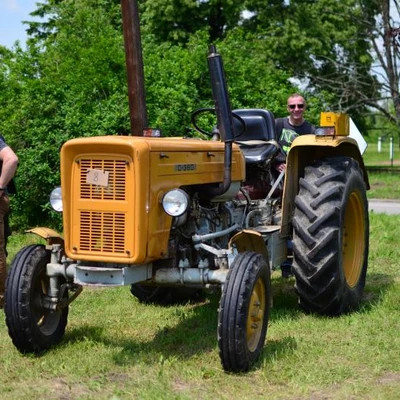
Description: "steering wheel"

(191, 108), (246, 138)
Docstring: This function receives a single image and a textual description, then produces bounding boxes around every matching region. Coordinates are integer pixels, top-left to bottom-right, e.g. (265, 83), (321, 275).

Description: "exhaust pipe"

(205, 45), (234, 197)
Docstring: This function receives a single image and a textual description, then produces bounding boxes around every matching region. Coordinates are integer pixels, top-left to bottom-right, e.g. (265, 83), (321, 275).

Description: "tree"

(0, 0), (129, 229)
(4, 0), (381, 230)
(365, 0), (400, 140)
(139, 0), (383, 128)
(0, 0), (297, 230)
(242, 0), (381, 130)
(140, 0), (245, 44)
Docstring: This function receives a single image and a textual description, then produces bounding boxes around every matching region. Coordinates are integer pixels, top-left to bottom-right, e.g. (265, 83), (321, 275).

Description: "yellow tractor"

(4, 9), (369, 373)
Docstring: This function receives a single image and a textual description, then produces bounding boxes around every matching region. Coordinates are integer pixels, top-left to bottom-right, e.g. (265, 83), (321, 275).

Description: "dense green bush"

(1, 14), (302, 231)
(0, 0), (377, 231)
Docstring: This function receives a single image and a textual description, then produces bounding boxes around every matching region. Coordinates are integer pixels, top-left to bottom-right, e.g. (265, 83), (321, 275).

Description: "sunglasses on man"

(288, 104), (304, 110)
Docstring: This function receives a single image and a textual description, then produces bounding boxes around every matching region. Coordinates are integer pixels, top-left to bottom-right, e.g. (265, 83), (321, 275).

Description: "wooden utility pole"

(120, 0), (147, 136)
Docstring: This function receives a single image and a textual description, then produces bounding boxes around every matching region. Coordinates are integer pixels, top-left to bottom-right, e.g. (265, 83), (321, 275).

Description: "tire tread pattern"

(218, 251), (271, 372)
(5, 244), (68, 353)
(292, 157), (369, 316)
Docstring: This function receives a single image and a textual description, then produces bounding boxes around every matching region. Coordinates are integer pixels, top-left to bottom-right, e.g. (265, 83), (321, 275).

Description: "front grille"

(80, 159), (126, 200)
(80, 211), (126, 253)
(75, 157), (130, 256)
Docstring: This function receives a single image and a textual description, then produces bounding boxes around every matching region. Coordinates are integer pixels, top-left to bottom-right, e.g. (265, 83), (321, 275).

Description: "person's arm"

(0, 146), (18, 193)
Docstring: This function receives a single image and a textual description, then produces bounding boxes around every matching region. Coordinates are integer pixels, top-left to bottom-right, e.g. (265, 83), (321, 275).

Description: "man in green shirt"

(274, 93), (315, 172)
(274, 94), (315, 278)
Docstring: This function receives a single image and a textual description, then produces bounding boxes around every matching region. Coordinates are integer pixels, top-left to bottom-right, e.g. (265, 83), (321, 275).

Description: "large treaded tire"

(292, 157), (369, 316)
(5, 245), (69, 354)
(218, 251), (271, 372)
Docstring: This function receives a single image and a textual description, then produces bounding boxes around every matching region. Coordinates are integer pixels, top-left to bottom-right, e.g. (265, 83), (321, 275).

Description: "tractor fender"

(26, 227), (64, 247)
(281, 135), (369, 236)
(229, 230), (269, 263)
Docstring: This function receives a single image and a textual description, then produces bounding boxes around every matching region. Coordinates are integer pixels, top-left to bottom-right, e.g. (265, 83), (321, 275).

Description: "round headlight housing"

(162, 189), (189, 217)
(50, 186), (63, 212)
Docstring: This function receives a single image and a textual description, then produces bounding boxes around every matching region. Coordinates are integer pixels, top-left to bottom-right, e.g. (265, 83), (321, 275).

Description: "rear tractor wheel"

(292, 156), (369, 316)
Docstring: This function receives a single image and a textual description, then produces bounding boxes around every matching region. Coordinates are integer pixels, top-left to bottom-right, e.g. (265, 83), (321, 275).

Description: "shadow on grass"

(269, 270), (394, 318)
(256, 336), (298, 370)
(61, 281), (303, 368)
(270, 275), (302, 321)
(359, 271), (395, 312)
(62, 293), (220, 366)
(59, 271), (391, 370)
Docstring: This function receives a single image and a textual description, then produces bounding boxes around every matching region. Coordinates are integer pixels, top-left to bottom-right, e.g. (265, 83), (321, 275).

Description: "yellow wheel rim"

(343, 190), (366, 288)
(246, 277), (266, 352)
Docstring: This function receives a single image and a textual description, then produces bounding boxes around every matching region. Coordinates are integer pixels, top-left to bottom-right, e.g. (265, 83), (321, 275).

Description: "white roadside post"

(390, 136), (394, 167)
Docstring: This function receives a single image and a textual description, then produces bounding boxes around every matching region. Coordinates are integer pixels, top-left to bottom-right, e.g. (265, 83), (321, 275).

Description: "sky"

(0, 0), (38, 48)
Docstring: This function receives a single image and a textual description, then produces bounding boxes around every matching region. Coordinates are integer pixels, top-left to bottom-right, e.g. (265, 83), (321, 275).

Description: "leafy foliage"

(140, 0), (245, 43)
(0, 0), (381, 230)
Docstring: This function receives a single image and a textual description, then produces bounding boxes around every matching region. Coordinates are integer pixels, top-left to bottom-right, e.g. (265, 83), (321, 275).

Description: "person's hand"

(274, 163), (286, 173)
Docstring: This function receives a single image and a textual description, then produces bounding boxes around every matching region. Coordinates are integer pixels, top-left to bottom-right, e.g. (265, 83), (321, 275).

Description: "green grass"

(361, 141), (400, 199)
(367, 172), (400, 199)
(1, 213), (400, 399)
(0, 140), (398, 399)
(363, 139), (400, 167)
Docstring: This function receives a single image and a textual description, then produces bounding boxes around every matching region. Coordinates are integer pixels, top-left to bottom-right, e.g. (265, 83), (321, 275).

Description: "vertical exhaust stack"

(121, 0), (147, 136)
(206, 45), (235, 197)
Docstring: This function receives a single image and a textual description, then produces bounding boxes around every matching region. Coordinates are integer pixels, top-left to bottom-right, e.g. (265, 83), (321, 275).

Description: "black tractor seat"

(235, 139), (280, 164)
(232, 109), (280, 164)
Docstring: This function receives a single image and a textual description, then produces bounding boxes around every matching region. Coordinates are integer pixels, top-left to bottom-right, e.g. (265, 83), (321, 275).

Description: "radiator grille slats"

(76, 157), (129, 256)
(80, 211), (126, 253)
(80, 159), (126, 200)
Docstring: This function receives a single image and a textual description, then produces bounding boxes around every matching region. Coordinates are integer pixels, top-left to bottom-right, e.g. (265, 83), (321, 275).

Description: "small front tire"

(5, 244), (69, 354)
(218, 251), (271, 372)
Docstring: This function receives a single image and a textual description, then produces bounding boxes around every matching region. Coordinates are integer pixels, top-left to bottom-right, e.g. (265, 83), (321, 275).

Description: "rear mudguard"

(281, 135), (369, 236)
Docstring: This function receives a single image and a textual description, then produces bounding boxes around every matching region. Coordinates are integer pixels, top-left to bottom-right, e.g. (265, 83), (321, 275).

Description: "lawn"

(367, 171), (400, 199)
(361, 139), (400, 199)
(0, 137), (399, 399)
(0, 212), (399, 399)
(363, 137), (400, 167)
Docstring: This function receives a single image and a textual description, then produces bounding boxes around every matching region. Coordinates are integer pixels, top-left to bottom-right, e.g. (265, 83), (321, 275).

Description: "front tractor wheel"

(292, 157), (369, 316)
(5, 244), (69, 354)
(218, 252), (271, 372)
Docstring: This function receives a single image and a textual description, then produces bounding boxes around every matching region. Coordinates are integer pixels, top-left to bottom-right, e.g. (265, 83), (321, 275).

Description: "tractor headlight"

(50, 186), (63, 212)
(162, 189), (189, 217)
